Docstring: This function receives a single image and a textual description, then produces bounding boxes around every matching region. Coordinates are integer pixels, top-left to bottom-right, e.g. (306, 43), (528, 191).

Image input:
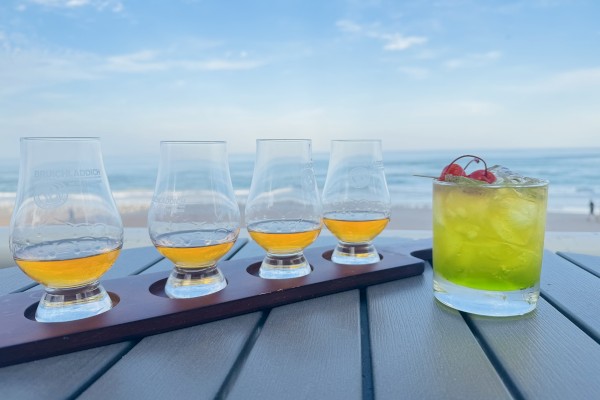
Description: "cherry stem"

(413, 174), (437, 179)
(448, 154), (489, 176)
(464, 158), (480, 169)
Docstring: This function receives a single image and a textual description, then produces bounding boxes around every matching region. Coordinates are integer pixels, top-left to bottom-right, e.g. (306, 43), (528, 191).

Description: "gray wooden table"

(1, 233), (600, 399)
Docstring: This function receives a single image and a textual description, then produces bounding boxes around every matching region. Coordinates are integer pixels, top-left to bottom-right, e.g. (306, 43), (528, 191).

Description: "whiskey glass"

(322, 140), (391, 264)
(245, 139), (322, 279)
(10, 137), (123, 323)
(148, 141), (240, 298)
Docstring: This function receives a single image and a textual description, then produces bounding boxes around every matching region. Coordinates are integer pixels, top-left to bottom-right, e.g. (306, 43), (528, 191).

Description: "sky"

(1, 0), (600, 159)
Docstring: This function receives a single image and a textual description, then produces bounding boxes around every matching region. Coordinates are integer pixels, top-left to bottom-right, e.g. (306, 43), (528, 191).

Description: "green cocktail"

(432, 159), (548, 316)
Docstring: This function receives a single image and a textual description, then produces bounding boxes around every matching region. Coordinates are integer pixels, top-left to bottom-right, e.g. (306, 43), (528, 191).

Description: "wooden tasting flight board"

(0, 243), (430, 367)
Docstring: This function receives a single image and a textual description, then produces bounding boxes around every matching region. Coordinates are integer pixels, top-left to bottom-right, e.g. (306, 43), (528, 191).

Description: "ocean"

(1, 148), (599, 215)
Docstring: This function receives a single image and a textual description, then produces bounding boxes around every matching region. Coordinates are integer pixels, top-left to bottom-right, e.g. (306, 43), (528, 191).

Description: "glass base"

(433, 273), (539, 317)
(331, 242), (380, 265)
(35, 282), (112, 323)
(165, 265), (227, 299)
(259, 253), (311, 279)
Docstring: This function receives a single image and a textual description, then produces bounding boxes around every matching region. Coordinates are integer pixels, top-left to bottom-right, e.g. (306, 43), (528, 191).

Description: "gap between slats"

(360, 288), (374, 400)
(68, 341), (141, 400)
(543, 252), (600, 344)
(539, 292), (600, 345)
(461, 314), (524, 400)
(422, 261), (525, 400)
(213, 310), (271, 400)
(556, 252), (600, 279)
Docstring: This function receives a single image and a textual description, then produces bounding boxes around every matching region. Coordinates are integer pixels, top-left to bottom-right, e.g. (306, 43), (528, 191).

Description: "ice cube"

(489, 189), (539, 245)
(488, 165), (545, 186)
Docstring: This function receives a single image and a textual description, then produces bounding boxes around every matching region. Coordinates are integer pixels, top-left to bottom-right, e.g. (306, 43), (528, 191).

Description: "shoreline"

(2, 203), (600, 231)
(1, 204), (599, 268)
(85, 203), (600, 232)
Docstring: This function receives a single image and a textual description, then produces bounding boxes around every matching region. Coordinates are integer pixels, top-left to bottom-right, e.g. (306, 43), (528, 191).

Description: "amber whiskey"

(156, 241), (236, 269)
(15, 247), (121, 288)
(323, 212), (389, 243)
(247, 221), (321, 254)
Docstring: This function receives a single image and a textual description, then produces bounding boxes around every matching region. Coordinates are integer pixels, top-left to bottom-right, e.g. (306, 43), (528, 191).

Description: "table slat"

(227, 290), (363, 400)
(0, 267), (37, 295)
(539, 251), (600, 341)
(0, 247), (161, 400)
(0, 241), (243, 400)
(78, 313), (263, 399)
(557, 252), (600, 278)
(227, 237), (412, 399)
(78, 239), (269, 399)
(367, 264), (512, 399)
(469, 298), (600, 399)
(81, 238), (365, 400)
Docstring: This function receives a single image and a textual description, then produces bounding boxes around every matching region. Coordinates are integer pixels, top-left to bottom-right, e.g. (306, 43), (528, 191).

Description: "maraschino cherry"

(439, 155), (496, 183)
(467, 169), (496, 183)
(439, 163), (466, 180)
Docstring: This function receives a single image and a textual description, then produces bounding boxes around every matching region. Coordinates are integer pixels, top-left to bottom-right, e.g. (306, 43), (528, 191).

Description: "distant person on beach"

(589, 200), (595, 221)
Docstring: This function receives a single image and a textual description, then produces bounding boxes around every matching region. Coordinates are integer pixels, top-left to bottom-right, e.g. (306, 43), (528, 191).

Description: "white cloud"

(0, 42), (266, 96)
(336, 19), (428, 52)
(28, 0), (89, 6)
(102, 50), (265, 73)
(20, 0), (123, 12)
(398, 66), (429, 79)
(380, 33), (428, 51)
(336, 20), (363, 33)
(451, 100), (501, 116)
(0, 48), (100, 96)
(444, 51), (502, 69)
(546, 68), (600, 89)
(179, 59), (265, 71)
(507, 67), (600, 94)
(411, 99), (501, 117)
(103, 50), (166, 73)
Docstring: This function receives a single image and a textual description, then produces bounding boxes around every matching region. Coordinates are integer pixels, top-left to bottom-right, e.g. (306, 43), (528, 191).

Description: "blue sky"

(1, 0), (599, 158)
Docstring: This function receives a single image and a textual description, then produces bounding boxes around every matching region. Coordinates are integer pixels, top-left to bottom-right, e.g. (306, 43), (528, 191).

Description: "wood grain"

(367, 264), (511, 399)
(0, 241), (241, 399)
(227, 290), (363, 400)
(469, 298), (600, 399)
(557, 251), (600, 278)
(540, 251), (600, 340)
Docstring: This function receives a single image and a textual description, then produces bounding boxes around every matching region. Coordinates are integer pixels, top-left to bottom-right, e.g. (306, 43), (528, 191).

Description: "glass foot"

(433, 273), (539, 317)
(331, 242), (380, 265)
(259, 253), (311, 279)
(35, 282), (112, 323)
(165, 265), (227, 299)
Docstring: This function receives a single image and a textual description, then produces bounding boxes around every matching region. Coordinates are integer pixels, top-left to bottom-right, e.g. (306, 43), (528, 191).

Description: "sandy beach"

(3, 203), (600, 231)
(92, 203), (600, 232)
(1, 203), (599, 268)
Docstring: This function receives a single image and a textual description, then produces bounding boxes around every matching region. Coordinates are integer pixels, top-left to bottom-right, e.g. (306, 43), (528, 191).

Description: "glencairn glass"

(245, 139), (322, 279)
(322, 140), (391, 264)
(148, 141), (240, 298)
(10, 137), (123, 322)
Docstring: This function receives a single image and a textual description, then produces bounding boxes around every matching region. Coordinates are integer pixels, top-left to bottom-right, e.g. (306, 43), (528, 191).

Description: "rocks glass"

(433, 173), (549, 316)
(148, 141), (240, 298)
(245, 139), (322, 279)
(10, 137), (123, 322)
(322, 140), (391, 265)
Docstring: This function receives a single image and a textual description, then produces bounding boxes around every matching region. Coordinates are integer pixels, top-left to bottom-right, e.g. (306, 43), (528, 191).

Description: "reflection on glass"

(148, 141), (240, 298)
(10, 137), (123, 322)
(245, 139), (322, 279)
(322, 140), (391, 265)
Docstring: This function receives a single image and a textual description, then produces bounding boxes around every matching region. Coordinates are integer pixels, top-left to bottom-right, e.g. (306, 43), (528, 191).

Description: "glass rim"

(256, 138), (311, 143)
(160, 140), (226, 145)
(331, 139), (382, 143)
(433, 178), (549, 188)
(21, 137), (100, 142)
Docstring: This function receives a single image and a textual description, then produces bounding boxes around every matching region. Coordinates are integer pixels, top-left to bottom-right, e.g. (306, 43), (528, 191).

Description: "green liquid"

(433, 182), (547, 291)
